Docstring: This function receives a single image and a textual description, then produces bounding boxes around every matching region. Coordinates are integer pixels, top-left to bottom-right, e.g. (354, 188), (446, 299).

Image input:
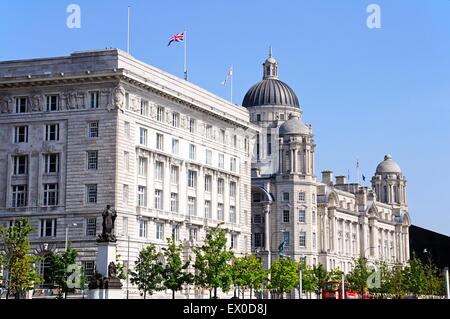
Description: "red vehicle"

(322, 281), (361, 299)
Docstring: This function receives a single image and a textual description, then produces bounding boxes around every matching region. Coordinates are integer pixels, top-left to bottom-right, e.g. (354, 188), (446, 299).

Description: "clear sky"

(1, 0), (449, 235)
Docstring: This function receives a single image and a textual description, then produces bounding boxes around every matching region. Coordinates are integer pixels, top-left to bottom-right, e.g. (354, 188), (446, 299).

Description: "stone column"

(264, 205), (271, 270)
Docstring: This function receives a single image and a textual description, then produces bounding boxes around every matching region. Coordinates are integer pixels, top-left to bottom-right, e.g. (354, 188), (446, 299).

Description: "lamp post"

(267, 230), (286, 299)
(444, 267), (449, 300)
(341, 271), (345, 299)
(118, 233), (131, 299)
(65, 223), (77, 251)
(299, 264), (303, 299)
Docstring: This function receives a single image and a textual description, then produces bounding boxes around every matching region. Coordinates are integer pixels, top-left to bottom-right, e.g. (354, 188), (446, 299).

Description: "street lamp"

(444, 267), (449, 300)
(65, 223), (78, 251)
(118, 233), (131, 299)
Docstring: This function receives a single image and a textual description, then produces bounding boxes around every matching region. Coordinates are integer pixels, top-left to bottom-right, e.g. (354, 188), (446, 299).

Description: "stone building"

(245, 49), (411, 273)
(0, 49), (258, 294)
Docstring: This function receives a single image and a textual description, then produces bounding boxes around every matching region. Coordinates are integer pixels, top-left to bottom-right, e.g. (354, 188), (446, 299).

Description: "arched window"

(39, 255), (53, 288)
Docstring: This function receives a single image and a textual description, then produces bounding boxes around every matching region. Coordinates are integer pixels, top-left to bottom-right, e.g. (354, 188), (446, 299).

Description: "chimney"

(335, 176), (347, 185)
(322, 171), (333, 186)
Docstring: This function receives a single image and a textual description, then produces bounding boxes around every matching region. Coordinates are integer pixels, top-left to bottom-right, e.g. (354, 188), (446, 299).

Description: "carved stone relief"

(0, 96), (13, 113)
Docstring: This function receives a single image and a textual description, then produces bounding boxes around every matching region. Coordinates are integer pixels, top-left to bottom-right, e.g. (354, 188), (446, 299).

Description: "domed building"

(247, 50), (411, 283)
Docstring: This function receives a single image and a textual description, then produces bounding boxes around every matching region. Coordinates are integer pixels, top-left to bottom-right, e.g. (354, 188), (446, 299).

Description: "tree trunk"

(144, 291), (147, 299)
(214, 287), (217, 299)
(250, 288), (253, 300)
(172, 290), (175, 299)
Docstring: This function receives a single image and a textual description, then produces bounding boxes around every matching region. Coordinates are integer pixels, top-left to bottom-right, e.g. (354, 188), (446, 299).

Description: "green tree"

(162, 238), (193, 299)
(387, 264), (405, 298)
(346, 257), (373, 296)
(231, 255), (267, 299)
(299, 262), (317, 299)
(115, 253), (126, 281)
(130, 244), (164, 299)
(402, 254), (427, 296)
(48, 244), (79, 299)
(312, 264), (329, 298)
(269, 258), (299, 299)
(193, 224), (234, 299)
(423, 256), (444, 296)
(0, 218), (42, 299)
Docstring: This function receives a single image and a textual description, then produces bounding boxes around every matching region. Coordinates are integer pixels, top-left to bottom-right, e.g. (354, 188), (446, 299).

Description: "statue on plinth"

(97, 205), (117, 242)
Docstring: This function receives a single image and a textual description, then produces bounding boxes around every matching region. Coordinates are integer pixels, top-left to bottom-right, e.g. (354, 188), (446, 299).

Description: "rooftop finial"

(269, 45), (272, 58)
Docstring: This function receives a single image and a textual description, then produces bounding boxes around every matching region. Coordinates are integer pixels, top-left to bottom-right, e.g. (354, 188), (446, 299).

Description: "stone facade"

(246, 51), (411, 273)
(0, 49), (258, 296)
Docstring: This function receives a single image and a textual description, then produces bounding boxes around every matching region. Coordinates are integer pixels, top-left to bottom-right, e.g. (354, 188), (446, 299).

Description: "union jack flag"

(167, 32), (184, 46)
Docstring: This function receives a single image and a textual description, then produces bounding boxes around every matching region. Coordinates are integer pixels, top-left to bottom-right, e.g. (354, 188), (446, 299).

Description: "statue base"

(87, 289), (124, 299)
(96, 242), (117, 278)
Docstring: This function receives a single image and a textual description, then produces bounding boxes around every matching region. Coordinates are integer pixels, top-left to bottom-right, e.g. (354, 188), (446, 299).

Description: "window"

(252, 193), (262, 203)
(88, 121), (99, 138)
(85, 184), (97, 204)
(205, 125), (213, 139)
(187, 170), (197, 188)
(218, 154), (224, 169)
(140, 99), (149, 116)
(13, 155), (28, 175)
(43, 184), (58, 206)
(313, 232), (317, 249)
(217, 203), (224, 221)
(217, 178), (224, 195)
(154, 189), (163, 209)
(189, 228), (198, 241)
(312, 211), (316, 224)
(156, 222), (164, 240)
(139, 128), (147, 145)
(45, 124), (59, 141)
(40, 219), (57, 237)
(170, 193), (178, 212)
(219, 129), (225, 143)
(172, 112), (180, 127)
(299, 191), (305, 201)
(138, 157), (148, 177)
(283, 210), (290, 223)
(15, 97), (28, 113)
(189, 118), (196, 133)
(157, 106), (165, 122)
(139, 220), (148, 238)
(312, 193), (316, 204)
(124, 121), (130, 138)
(299, 209), (306, 223)
(267, 133), (272, 155)
(230, 157), (237, 172)
(187, 197), (196, 216)
(204, 200), (212, 218)
(46, 95), (59, 111)
(204, 175), (212, 192)
(11, 185), (27, 207)
(299, 231), (306, 247)
(87, 151), (98, 170)
(90, 91), (99, 109)
(44, 154), (59, 173)
(123, 185), (129, 205)
(283, 231), (290, 246)
(154, 161), (163, 181)
(205, 149), (212, 165)
(229, 182), (237, 198)
(189, 144), (196, 160)
(156, 133), (164, 150)
(283, 192), (290, 201)
(137, 186), (147, 207)
(170, 166), (179, 185)
(86, 218), (97, 236)
(233, 135), (237, 148)
(229, 206), (236, 223)
(82, 261), (95, 279)
(172, 224), (180, 241)
(254, 233), (263, 248)
(14, 126), (28, 143)
(256, 114), (261, 122)
(253, 214), (262, 224)
(230, 233), (238, 249)
(280, 114), (285, 121)
(124, 152), (130, 171)
(172, 139), (179, 154)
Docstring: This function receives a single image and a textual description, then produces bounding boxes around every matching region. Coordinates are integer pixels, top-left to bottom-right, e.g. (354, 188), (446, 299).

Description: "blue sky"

(1, 0), (449, 235)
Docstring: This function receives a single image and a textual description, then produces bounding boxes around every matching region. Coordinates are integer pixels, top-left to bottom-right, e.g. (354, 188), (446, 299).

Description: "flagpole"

(230, 65), (233, 104)
(127, 6), (130, 53)
(356, 158), (360, 185)
(184, 30), (187, 80)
